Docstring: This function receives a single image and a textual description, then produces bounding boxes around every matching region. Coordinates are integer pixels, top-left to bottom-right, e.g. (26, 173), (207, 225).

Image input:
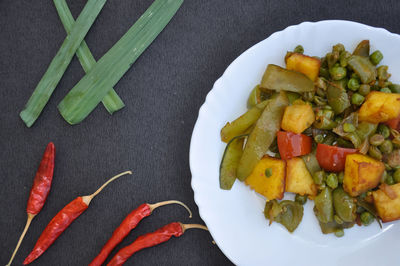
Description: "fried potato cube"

(373, 183), (400, 222)
(245, 156), (286, 200)
(343, 154), (384, 197)
(285, 157), (317, 196)
(281, 103), (315, 134)
(358, 91), (400, 123)
(286, 53), (321, 81)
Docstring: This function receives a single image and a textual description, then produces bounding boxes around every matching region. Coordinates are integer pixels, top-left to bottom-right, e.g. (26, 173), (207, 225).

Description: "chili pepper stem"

(82, 171), (132, 205)
(6, 213), (36, 266)
(179, 223), (208, 233)
(148, 200), (193, 218)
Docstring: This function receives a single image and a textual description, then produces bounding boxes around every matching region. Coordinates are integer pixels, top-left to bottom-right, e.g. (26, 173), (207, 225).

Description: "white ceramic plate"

(190, 20), (400, 266)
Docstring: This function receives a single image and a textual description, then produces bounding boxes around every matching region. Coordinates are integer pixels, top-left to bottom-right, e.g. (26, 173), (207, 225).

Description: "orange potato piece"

(281, 103), (315, 134)
(358, 91), (400, 123)
(343, 154), (384, 197)
(373, 183), (400, 222)
(245, 156), (286, 200)
(286, 53), (321, 82)
(286, 157), (317, 196)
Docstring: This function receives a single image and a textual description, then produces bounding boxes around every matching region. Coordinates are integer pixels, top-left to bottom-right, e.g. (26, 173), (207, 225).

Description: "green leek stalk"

(53, 0), (125, 114)
(58, 0), (183, 125)
(20, 0), (107, 127)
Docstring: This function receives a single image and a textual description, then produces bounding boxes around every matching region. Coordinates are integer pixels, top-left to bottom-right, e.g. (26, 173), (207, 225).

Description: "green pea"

(369, 134), (385, 146)
(333, 43), (345, 54)
(323, 109), (335, 120)
(314, 134), (324, 143)
(351, 72), (360, 80)
(294, 45), (304, 54)
(338, 172), (344, 184)
(380, 87), (391, 93)
(358, 84), (371, 96)
(385, 174), (395, 185)
(343, 123), (356, 133)
(370, 50), (383, 65)
(334, 214), (344, 224)
(334, 229), (344, 237)
(319, 67), (330, 79)
(351, 93), (365, 105)
(393, 169), (400, 183)
(360, 212), (374, 226)
(295, 194), (308, 205)
(265, 168), (273, 177)
(329, 66), (347, 80)
(378, 124), (390, 138)
(379, 140), (393, 154)
(389, 84), (400, 93)
(377, 65), (390, 81)
(368, 145), (383, 160)
(326, 173), (338, 189)
(347, 78), (360, 91)
(313, 171), (326, 186)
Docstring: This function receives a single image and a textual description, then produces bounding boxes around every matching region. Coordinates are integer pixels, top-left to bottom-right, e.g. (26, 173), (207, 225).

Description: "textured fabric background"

(1, 0), (400, 265)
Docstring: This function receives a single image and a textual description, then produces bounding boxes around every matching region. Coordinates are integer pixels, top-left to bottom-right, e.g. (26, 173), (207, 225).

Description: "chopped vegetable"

(219, 135), (247, 190)
(58, 0), (184, 124)
(352, 40), (370, 57)
(19, 0), (108, 127)
(372, 183), (400, 222)
(285, 53), (321, 81)
(347, 55), (377, 84)
(54, 0), (125, 114)
(260, 64), (314, 92)
(316, 144), (357, 172)
(314, 187), (334, 223)
(285, 157), (317, 196)
(358, 91), (400, 123)
(220, 101), (269, 143)
(264, 200), (303, 232)
(326, 82), (350, 114)
(343, 154), (384, 197)
(281, 103), (315, 134)
(276, 131), (312, 160)
(245, 157), (286, 200)
(332, 187), (356, 222)
(237, 92), (288, 181)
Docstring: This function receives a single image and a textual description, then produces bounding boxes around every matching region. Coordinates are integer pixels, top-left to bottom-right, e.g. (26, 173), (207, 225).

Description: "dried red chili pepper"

(107, 222), (208, 266)
(23, 170), (132, 265)
(90, 200), (192, 266)
(6, 142), (55, 266)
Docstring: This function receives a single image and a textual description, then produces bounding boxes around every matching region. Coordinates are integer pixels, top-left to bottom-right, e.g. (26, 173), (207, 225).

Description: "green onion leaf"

(19, 0), (108, 127)
(54, 0), (125, 114)
(58, 0), (184, 125)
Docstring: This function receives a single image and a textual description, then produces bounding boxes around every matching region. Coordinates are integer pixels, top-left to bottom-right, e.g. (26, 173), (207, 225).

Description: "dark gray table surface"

(1, 0), (400, 265)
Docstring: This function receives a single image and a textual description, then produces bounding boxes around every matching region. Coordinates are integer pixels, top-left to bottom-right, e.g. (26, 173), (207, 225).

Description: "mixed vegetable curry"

(220, 40), (400, 237)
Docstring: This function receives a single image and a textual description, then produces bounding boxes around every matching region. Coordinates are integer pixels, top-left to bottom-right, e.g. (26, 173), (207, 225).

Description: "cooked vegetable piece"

(219, 135), (247, 190)
(370, 50), (383, 65)
(58, 0), (184, 124)
(286, 157), (317, 196)
(19, 0), (107, 127)
(281, 103), (315, 134)
(277, 131), (312, 160)
(352, 40), (370, 57)
(333, 187), (356, 222)
(358, 91), (400, 123)
(316, 144), (357, 172)
(385, 114), (400, 130)
(326, 82), (351, 114)
(343, 154), (385, 197)
(348, 55), (377, 84)
(220, 100), (269, 143)
(356, 122), (378, 142)
(316, 219), (354, 234)
(386, 149), (400, 168)
(247, 85), (273, 108)
(314, 187), (334, 223)
(54, 0), (125, 114)
(372, 183), (400, 222)
(264, 200), (303, 232)
(245, 156), (286, 200)
(285, 53), (321, 81)
(260, 64), (314, 92)
(301, 150), (321, 175)
(237, 92), (288, 181)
